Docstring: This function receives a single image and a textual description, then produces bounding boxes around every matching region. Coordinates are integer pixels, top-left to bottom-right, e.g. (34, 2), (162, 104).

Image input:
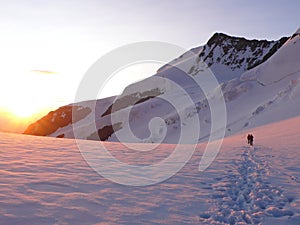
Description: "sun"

(3, 99), (44, 121)
(9, 104), (38, 119)
(0, 69), (63, 122)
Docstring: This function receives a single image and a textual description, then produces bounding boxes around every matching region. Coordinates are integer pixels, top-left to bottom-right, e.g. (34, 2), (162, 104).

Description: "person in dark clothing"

(247, 134), (254, 146)
(247, 134), (251, 144)
(249, 134), (254, 146)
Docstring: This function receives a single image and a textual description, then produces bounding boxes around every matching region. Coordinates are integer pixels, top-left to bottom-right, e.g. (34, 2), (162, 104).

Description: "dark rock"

(56, 134), (65, 138)
(23, 105), (91, 136)
(87, 122), (122, 141)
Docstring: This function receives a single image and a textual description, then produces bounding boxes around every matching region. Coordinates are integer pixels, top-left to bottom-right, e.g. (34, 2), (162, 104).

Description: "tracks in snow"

(199, 146), (294, 224)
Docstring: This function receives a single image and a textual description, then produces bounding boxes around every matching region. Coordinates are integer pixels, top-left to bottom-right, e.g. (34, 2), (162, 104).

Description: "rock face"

(23, 105), (91, 136)
(24, 31), (297, 143)
(87, 122), (122, 141)
(195, 33), (288, 81)
(202, 33), (287, 70)
(101, 88), (163, 118)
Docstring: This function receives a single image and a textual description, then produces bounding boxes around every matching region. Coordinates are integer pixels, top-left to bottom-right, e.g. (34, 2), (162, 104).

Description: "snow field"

(1, 116), (300, 224)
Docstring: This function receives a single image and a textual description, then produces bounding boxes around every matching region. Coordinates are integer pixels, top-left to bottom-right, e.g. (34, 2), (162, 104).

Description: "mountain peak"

(198, 32), (288, 78)
(206, 32), (231, 46)
(206, 32), (271, 49)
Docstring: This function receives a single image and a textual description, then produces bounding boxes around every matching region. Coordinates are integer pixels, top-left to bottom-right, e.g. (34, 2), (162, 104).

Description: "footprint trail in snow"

(199, 146), (294, 224)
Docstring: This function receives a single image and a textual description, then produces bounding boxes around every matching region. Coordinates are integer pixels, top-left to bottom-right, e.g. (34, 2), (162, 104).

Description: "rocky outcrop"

(23, 105), (91, 136)
(101, 88), (163, 117)
(199, 33), (288, 72)
(87, 122), (122, 141)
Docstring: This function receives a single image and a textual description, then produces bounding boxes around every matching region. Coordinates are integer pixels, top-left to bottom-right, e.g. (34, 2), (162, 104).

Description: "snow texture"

(1, 116), (300, 224)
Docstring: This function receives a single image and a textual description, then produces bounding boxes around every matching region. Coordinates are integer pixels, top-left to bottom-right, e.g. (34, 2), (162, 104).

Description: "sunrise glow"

(0, 0), (298, 135)
(7, 105), (38, 119)
(0, 69), (65, 127)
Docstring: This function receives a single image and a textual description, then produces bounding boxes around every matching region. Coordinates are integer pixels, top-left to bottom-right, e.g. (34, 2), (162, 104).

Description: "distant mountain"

(158, 32), (288, 82)
(24, 29), (300, 143)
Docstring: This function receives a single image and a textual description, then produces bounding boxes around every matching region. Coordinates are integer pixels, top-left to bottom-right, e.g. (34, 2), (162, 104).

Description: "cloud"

(30, 70), (58, 75)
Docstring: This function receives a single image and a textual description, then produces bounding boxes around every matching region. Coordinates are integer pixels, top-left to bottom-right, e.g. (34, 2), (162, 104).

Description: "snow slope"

(1, 116), (300, 224)
(220, 31), (300, 134)
(23, 31), (293, 143)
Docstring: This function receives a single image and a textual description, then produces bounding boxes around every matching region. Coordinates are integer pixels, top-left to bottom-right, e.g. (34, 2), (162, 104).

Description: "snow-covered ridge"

(158, 33), (288, 82)
(24, 29), (300, 144)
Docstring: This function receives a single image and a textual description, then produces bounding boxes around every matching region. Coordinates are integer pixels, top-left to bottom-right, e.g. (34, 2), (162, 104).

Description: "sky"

(0, 0), (299, 133)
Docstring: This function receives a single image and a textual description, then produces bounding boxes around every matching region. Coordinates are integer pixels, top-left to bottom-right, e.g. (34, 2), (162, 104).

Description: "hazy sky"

(0, 0), (299, 132)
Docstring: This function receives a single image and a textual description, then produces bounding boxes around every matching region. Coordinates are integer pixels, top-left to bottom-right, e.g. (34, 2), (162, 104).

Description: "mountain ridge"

(24, 29), (300, 144)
